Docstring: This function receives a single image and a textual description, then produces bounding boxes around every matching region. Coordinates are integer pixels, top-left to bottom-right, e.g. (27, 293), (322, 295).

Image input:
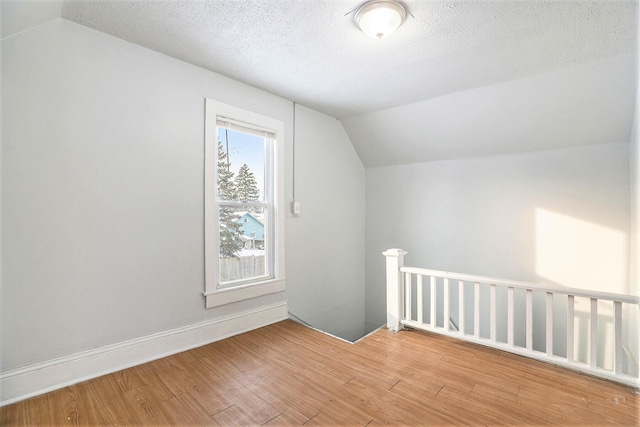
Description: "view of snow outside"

(217, 128), (267, 283)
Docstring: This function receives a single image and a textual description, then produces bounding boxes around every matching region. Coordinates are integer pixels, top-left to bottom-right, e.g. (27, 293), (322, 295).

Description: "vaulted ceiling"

(3, 0), (638, 166)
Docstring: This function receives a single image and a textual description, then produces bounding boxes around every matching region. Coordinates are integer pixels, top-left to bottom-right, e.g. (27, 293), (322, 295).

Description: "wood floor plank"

(3, 319), (638, 426)
(263, 409), (310, 426)
(185, 377), (235, 416)
(340, 376), (455, 425)
(120, 386), (172, 425)
(158, 393), (219, 425)
(134, 363), (177, 402)
(70, 379), (129, 426)
(210, 404), (261, 426)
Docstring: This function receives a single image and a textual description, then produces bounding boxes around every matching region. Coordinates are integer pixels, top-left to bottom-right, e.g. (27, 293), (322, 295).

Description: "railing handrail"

(400, 266), (640, 305)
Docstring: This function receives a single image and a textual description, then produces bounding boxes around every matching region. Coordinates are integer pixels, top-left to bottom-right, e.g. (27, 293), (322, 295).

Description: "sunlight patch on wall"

(535, 208), (627, 293)
(536, 208), (629, 370)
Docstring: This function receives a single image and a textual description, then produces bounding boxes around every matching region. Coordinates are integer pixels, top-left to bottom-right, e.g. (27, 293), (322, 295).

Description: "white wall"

(285, 105), (366, 341)
(630, 62), (640, 297)
(365, 144), (630, 344)
(1, 18), (365, 374)
(628, 58), (640, 374)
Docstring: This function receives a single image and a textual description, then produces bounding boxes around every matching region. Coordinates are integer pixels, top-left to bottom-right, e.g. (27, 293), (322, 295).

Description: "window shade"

(216, 116), (276, 139)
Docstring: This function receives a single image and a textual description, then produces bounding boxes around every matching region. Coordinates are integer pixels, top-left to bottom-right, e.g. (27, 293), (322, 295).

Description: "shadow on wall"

(288, 311), (373, 343)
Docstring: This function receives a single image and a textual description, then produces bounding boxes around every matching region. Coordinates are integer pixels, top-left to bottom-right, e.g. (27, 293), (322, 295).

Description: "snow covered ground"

(237, 248), (265, 257)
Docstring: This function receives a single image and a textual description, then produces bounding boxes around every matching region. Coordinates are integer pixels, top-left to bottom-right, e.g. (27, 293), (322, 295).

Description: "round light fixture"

(354, 0), (407, 39)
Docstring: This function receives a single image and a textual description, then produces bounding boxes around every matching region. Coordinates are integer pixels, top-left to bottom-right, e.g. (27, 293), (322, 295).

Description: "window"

(204, 99), (285, 308)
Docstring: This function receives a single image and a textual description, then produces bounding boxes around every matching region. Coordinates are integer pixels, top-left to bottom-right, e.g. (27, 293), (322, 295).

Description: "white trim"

(0, 302), (288, 407)
(204, 278), (285, 307)
(204, 99), (286, 309)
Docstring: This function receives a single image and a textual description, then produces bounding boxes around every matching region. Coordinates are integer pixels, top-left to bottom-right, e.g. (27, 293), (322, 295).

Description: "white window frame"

(204, 99), (285, 308)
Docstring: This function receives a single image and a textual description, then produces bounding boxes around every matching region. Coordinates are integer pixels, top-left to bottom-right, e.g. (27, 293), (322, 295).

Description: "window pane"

(217, 128), (265, 202)
(219, 206), (267, 284)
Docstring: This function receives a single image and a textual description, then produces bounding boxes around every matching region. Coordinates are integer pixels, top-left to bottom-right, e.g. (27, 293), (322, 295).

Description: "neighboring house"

(236, 212), (265, 249)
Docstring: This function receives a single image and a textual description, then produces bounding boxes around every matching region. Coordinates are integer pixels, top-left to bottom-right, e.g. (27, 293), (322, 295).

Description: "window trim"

(204, 99), (285, 308)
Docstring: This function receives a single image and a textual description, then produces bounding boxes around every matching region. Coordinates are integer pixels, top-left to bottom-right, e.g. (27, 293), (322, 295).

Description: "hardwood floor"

(2, 319), (639, 426)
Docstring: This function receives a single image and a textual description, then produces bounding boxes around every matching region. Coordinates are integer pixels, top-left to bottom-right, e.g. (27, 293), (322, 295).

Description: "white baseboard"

(0, 302), (288, 406)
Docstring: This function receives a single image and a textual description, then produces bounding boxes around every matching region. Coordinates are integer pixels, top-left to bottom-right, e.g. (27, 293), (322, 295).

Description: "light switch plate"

(291, 201), (300, 215)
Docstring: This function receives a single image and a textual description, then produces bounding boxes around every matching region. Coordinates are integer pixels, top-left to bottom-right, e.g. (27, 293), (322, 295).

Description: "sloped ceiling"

(2, 0), (638, 165)
(1, 0), (63, 38)
(344, 54), (637, 166)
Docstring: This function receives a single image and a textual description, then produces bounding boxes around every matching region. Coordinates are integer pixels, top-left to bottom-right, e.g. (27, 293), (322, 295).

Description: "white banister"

(613, 301), (622, 375)
(567, 295), (575, 363)
(526, 289), (533, 352)
(546, 292), (553, 357)
(405, 272), (412, 322)
(430, 276), (436, 327)
(399, 266), (640, 304)
(384, 249), (640, 388)
(490, 284), (496, 343)
(417, 275), (424, 325)
(444, 278), (450, 331)
(590, 298), (598, 369)
(507, 287), (514, 347)
(474, 282), (480, 338)
(458, 280), (465, 335)
(383, 249), (407, 332)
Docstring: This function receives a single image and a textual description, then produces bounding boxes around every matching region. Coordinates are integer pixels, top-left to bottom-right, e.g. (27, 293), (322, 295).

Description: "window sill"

(204, 277), (285, 308)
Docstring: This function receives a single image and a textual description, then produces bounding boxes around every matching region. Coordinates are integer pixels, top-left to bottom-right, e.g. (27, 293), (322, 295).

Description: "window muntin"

(204, 99), (285, 308)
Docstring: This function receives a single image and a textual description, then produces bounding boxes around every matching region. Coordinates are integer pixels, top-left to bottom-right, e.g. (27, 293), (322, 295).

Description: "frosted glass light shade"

(354, 0), (407, 39)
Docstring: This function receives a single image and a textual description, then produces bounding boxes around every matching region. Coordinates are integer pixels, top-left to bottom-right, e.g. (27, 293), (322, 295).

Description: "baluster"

(405, 272), (412, 321)
(444, 278), (450, 331)
(474, 282), (480, 338)
(526, 289), (533, 352)
(567, 295), (574, 363)
(507, 287), (514, 347)
(430, 276), (436, 327)
(590, 298), (597, 368)
(459, 280), (465, 335)
(417, 275), (423, 325)
(613, 301), (622, 375)
(546, 292), (553, 357)
(490, 284), (496, 343)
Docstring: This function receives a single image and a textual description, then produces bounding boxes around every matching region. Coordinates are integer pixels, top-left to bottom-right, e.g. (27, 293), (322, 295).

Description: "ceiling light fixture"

(354, 0), (407, 39)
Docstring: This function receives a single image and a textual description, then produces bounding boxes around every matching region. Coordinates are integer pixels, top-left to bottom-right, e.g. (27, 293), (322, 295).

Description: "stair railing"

(383, 249), (640, 388)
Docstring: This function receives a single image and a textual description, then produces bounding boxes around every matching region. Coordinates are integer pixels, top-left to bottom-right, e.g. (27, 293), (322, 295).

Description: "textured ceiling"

(3, 0), (638, 165)
(57, 0), (638, 119)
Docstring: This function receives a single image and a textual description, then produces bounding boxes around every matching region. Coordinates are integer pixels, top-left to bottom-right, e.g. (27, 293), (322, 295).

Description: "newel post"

(383, 248), (407, 332)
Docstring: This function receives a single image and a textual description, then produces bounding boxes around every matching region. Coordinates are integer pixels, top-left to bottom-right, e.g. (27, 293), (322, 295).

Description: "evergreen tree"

(217, 141), (243, 257)
(217, 141), (237, 201)
(235, 163), (261, 204)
